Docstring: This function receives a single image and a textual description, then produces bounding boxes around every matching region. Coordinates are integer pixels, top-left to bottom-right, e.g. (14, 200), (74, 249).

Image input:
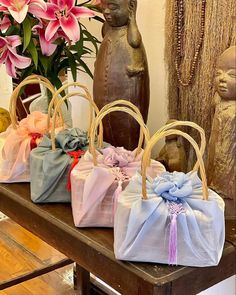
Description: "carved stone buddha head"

(215, 46), (236, 100)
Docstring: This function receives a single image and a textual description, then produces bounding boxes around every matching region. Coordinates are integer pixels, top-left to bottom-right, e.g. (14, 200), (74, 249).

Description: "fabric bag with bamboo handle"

(114, 127), (225, 267)
(0, 75), (60, 183)
(30, 82), (104, 203)
(71, 101), (165, 228)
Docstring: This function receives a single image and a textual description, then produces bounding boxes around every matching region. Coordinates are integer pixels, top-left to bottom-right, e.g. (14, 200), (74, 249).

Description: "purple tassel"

(167, 202), (185, 265)
(168, 214), (178, 265)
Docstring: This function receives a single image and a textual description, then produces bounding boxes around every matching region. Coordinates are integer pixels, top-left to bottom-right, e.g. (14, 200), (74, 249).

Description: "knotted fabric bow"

(103, 146), (138, 167)
(2, 111), (49, 161)
(152, 171), (193, 201)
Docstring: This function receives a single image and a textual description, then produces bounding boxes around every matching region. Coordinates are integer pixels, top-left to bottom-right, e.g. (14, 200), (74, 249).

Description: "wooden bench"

(0, 183), (235, 295)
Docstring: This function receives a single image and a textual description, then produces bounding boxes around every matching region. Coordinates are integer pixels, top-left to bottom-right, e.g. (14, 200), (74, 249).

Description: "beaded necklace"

(174, 0), (207, 86)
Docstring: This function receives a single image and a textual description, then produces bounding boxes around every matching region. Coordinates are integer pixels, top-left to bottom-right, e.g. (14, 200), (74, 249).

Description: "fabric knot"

(67, 150), (85, 191)
(111, 167), (130, 216)
(30, 133), (42, 150)
(152, 171), (193, 202)
(110, 167), (130, 182)
(103, 147), (136, 167)
(168, 201), (185, 216)
(56, 128), (89, 152)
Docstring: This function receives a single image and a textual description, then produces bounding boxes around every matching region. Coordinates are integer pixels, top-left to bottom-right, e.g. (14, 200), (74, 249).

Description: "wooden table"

(0, 183), (235, 295)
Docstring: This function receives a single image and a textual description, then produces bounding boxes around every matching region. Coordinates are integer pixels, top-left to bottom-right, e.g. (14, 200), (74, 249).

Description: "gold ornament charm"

(0, 107), (11, 133)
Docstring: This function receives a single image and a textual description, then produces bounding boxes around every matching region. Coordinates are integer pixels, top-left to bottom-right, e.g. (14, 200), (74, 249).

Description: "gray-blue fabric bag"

(30, 128), (88, 203)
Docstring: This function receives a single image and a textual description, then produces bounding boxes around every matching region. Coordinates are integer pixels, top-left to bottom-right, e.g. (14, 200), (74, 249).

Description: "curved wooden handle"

(51, 91), (103, 151)
(89, 105), (150, 166)
(47, 82), (94, 132)
(141, 129), (208, 201)
(155, 120), (206, 171)
(96, 99), (145, 150)
(10, 75), (56, 129)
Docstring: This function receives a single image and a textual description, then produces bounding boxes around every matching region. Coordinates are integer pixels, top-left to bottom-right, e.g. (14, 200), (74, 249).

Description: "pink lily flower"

(33, 22), (58, 56)
(33, 21), (70, 56)
(0, 35), (31, 78)
(0, 15), (11, 32)
(37, 0), (95, 42)
(0, 0), (47, 24)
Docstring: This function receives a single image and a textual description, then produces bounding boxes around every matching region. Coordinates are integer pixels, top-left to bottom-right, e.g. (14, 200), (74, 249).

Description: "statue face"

(101, 0), (129, 27)
(215, 47), (236, 100)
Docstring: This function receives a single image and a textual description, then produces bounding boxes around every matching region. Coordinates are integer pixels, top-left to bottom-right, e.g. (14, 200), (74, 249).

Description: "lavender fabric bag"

(71, 147), (165, 227)
(114, 128), (225, 267)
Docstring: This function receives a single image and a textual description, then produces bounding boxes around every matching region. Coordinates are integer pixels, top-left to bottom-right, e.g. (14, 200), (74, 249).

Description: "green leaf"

(50, 75), (67, 107)
(77, 58), (93, 79)
(23, 17), (32, 52)
(93, 15), (105, 23)
(77, 0), (90, 6)
(57, 59), (69, 73)
(52, 75), (63, 90)
(27, 39), (38, 69)
(82, 30), (99, 54)
(5, 25), (20, 36)
(20, 67), (34, 80)
(38, 54), (49, 75)
(66, 49), (77, 82)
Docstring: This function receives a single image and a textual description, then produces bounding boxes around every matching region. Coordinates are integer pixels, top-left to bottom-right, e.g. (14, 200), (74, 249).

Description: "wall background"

(0, 65), (13, 110)
(0, 1), (235, 293)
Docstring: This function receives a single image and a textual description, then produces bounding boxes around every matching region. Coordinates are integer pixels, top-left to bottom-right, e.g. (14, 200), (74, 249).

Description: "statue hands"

(127, 0), (141, 48)
(128, 0), (137, 20)
(126, 65), (144, 77)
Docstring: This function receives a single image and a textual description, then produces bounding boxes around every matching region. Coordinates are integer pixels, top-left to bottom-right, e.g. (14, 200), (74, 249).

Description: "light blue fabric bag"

(114, 128), (225, 267)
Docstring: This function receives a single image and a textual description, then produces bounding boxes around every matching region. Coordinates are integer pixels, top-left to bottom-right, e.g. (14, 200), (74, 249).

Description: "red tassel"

(67, 150), (85, 192)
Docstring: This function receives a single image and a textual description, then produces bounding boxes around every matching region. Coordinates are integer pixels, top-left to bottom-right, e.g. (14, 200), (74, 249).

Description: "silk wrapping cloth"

(71, 146), (166, 227)
(114, 171), (225, 267)
(30, 128), (89, 203)
(0, 111), (50, 182)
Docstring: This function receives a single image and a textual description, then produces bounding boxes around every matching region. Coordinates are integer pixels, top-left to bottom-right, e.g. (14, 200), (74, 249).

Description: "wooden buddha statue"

(93, 0), (150, 150)
(207, 46), (236, 218)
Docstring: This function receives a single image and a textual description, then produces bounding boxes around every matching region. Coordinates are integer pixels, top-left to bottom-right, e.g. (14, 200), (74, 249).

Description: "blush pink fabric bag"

(0, 75), (61, 183)
(71, 101), (166, 227)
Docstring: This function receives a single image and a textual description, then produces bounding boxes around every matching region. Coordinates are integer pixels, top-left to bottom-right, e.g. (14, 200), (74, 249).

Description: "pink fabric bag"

(71, 101), (166, 227)
(0, 75), (60, 182)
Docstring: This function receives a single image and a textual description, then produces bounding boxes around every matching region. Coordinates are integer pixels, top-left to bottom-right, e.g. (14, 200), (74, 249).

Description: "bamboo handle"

(50, 91), (103, 151)
(9, 75), (56, 129)
(96, 99), (145, 151)
(90, 105), (150, 166)
(153, 120), (206, 171)
(47, 82), (94, 132)
(141, 129), (208, 201)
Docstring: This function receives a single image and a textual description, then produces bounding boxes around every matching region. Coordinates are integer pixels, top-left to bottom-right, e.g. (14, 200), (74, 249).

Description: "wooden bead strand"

(174, 0), (207, 87)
